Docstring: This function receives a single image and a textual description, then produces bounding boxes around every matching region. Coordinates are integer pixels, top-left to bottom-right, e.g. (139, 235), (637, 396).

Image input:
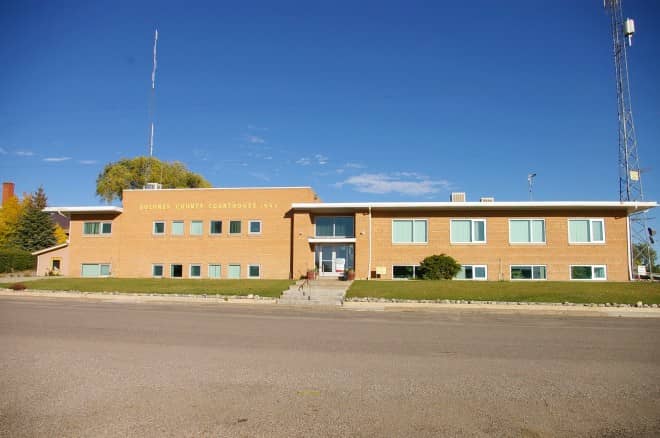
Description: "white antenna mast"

(148, 29), (158, 157)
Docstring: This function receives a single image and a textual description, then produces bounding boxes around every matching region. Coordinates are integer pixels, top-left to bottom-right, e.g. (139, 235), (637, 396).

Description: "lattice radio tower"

(604, 0), (651, 277)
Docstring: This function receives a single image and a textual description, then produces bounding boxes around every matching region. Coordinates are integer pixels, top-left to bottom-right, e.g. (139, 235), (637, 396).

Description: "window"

(190, 264), (202, 278)
(170, 264), (183, 278)
(451, 219), (486, 243)
(83, 222), (112, 235)
(171, 221), (184, 236)
(153, 221), (165, 235)
(455, 265), (488, 280)
(569, 219), (605, 243)
(570, 265), (606, 280)
(51, 258), (61, 271)
(392, 265), (422, 279)
(228, 264), (240, 279)
(210, 220), (222, 235)
(510, 265), (547, 280)
(509, 219), (546, 244)
(315, 216), (355, 238)
(208, 264), (221, 279)
(190, 220), (203, 236)
(249, 220), (262, 235)
(392, 220), (428, 244)
(229, 220), (241, 235)
(81, 263), (111, 277)
(248, 264), (261, 278)
(152, 264), (164, 278)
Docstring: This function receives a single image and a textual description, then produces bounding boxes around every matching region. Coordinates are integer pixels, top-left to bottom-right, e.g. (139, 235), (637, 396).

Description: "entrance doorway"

(315, 244), (354, 277)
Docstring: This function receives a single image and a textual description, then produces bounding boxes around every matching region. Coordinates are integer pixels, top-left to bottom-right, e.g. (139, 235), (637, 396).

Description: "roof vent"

(480, 197), (495, 203)
(450, 192), (466, 202)
(143, 182), (163, 190)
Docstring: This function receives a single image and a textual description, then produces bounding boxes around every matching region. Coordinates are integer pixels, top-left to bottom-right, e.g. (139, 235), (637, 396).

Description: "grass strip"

(347, 280), (660, 304)
(0, 278), (293, 298)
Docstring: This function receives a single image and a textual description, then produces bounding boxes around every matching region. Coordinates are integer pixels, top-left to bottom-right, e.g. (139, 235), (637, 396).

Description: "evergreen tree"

(13, 205), (56, 252)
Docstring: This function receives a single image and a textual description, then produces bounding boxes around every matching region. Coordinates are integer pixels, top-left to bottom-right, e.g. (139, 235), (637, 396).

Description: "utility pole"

(604, 0), (652, 279)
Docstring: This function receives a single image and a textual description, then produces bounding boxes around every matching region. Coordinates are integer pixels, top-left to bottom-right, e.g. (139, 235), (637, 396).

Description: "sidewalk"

(2, 288), (660, 318)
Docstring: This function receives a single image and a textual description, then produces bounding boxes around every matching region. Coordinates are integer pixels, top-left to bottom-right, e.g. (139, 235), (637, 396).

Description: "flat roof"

(123, 186), (314, 192)
(291, 201), (657, 215)
(44, 206), (123, 214)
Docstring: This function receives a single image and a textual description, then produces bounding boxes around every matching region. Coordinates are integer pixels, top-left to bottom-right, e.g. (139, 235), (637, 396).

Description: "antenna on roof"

(148, 28), (158, 158)
(527, 173), (537, 201)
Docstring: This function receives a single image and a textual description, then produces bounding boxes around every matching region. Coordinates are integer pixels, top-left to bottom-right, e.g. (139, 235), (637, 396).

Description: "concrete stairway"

(279, 279), (351, 306)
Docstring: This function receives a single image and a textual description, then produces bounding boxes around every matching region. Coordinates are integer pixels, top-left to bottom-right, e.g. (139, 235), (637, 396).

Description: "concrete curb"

(0, 289), (277, 305)
(342, 301), (660, 318)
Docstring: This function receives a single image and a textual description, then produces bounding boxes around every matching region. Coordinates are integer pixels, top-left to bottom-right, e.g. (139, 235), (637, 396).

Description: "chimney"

(450, 192), (466, 202)
(2, 182), (15, 206)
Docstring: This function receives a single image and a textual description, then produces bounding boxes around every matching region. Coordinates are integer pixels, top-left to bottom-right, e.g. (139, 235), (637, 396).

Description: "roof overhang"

(31, 242), (69, 256)
(291, 201), (658, 215)
(44, 206), (123, 215)
(307, 237), (357, 244)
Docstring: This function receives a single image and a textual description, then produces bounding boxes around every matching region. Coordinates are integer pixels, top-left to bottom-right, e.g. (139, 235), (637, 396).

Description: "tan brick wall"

(369, 209), (629, 281)
(67, 187), (318, 279)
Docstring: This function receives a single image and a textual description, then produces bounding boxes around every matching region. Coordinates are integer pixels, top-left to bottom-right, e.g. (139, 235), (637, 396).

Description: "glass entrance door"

(315, 244), (354, 277)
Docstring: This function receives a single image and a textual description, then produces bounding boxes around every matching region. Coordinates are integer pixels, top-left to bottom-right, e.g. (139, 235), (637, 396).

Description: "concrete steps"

(279, 279), (351, 306)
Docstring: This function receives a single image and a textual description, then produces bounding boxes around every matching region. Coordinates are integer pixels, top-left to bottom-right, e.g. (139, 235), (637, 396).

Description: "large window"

(248, 264), (261, 278)
(509, 219), (546, 244)
(249, 220), (262, 235)
(510, 265), (547, 280)
(190, 221), (203, 236)
(208, 264), (221, 279)
(570, 265), (606, 280)
(451, 219), (486, 244)
(569, 219), (605, 243)
(81, 263), (111, 277)
(228, 264), (240, 279)
(210, 220), (222, 235)
(153, 221), (165, 235)
(455, 265), (487, 280)
(171, 221), (184, 236)
(315, 216), (355, 238)
(392, 265), (422, 279)
(83, 222), (112, 235)
(392, 219), (427, 244)
(229, 220), (242, 235)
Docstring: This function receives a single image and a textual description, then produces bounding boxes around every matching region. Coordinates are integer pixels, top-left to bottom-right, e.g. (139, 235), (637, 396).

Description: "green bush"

(418, 254), (461, 280)
(0, 248), (36, 273)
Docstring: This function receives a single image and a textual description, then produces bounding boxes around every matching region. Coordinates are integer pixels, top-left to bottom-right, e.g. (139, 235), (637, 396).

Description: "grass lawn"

(0, 278), (294, 298)
(347, 280), (660, 304)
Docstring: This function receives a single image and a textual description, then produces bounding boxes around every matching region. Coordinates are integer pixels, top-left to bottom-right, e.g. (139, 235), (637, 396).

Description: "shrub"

(418, 254), (461, 280)
(0, 248), (36, 273)
(8, 283), (27, 291)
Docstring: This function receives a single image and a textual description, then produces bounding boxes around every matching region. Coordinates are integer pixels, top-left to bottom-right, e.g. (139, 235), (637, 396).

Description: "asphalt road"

(1, 297), (659, 437)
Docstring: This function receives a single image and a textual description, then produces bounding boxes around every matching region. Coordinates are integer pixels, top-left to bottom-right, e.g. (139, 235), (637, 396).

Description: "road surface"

(1, 296), (659, 437)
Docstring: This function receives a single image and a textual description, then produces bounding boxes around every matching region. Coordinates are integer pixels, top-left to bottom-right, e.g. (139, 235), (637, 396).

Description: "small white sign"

(335, 258), (345, 273)
(637, 265), (647, 275)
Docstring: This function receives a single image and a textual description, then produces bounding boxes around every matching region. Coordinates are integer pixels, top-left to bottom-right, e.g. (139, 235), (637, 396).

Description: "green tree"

(96, 156), (212, 202)
(418, 254), (461, 280)
(13, 203), (56, 252)
(633, 242), (658, 272)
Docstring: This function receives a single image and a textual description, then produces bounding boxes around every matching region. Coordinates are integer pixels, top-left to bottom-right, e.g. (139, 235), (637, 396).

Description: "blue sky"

(1, 0), (659, 213)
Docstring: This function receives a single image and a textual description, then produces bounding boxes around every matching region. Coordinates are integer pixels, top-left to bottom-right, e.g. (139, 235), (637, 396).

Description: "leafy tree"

(0, 195), (26, 248)
(418, 254), (461, 280)
(633, 242), (658, 272)
(54, 224), (68, 244)
(96, 156), (212, 202)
